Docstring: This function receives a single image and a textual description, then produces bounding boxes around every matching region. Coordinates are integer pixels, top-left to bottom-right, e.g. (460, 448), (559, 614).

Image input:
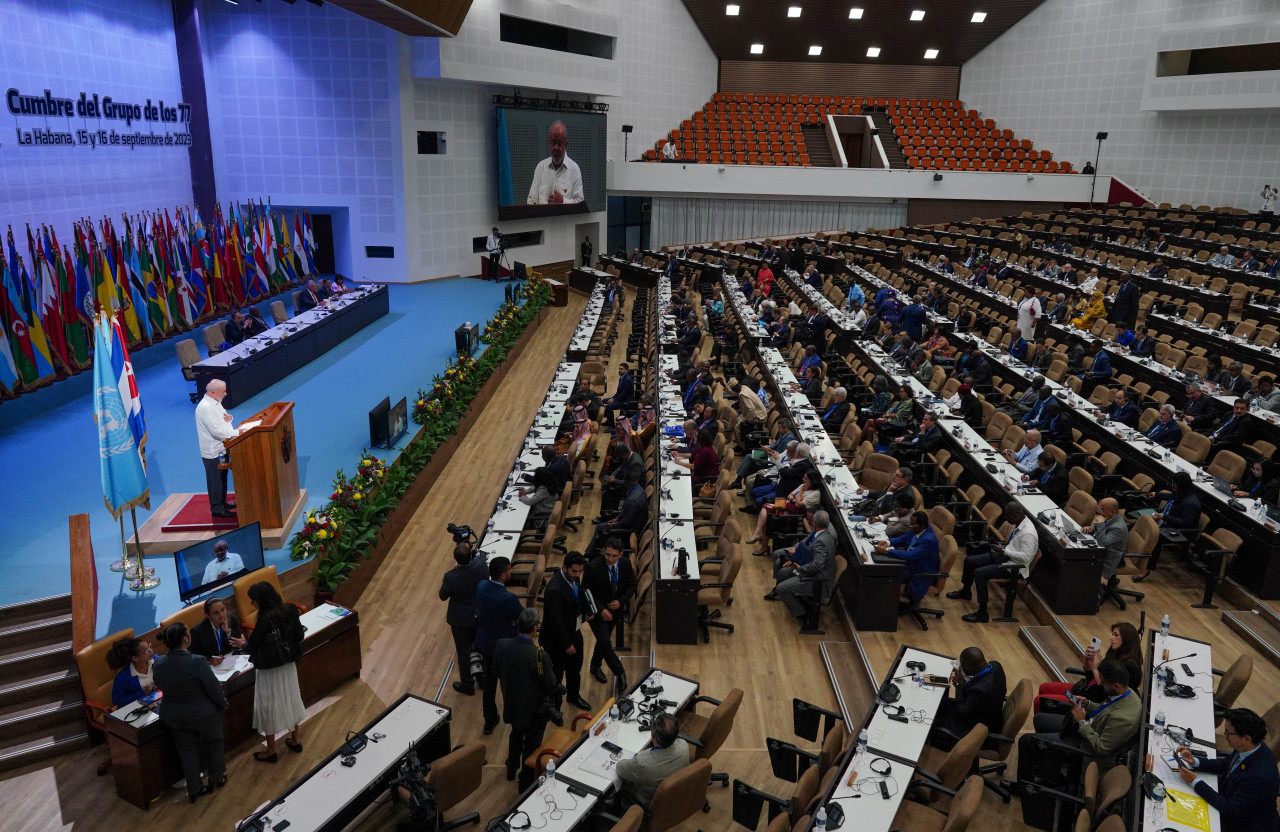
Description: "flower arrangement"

(291, 272), (552, 595)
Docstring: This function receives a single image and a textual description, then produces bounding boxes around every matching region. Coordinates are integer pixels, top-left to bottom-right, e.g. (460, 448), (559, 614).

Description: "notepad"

(1164, 787), (1211, 832)
(238, 419), (262, 432)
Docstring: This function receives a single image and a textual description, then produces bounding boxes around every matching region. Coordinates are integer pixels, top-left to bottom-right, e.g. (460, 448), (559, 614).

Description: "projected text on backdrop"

(6, 87), (193, 149)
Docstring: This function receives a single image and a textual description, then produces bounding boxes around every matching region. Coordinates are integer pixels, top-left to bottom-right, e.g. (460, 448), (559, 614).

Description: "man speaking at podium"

(196, 380), (241, 518)
(527, 121), (583, 206)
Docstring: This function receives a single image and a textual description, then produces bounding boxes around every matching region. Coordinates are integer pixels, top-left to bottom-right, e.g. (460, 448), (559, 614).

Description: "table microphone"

(1154, 652), (1196, 671)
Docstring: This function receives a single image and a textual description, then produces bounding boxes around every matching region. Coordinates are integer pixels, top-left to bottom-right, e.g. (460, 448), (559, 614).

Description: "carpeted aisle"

(0, 279), (507, 637)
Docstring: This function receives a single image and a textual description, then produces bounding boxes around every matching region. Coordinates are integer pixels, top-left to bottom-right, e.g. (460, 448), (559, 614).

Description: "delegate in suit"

(876, 511), (941, 604)
(930, 648), (1007, 751)
(153, 623), (229, 802)
(475, 557), (525, 734)
(493, 608), (560, 791)
(767, 512), (838, 625)
(439, 541), (488, 696)
(582, 539), (635, 692)
(1176, 707), (1280, 832)
(539, 553), (594, 711)
(188, 596), (245, 664)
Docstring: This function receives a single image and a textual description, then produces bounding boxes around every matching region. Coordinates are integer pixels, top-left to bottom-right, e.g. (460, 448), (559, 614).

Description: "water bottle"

(610, 704), (620, 724)
(1154, 710), (1166, 734)
(1255, 498), (1263, 516)
(546, 759), (556, 783)
(857, 728), (869, 761)
(1160, 614), (1170, 642)
(814, 807), (827, 832)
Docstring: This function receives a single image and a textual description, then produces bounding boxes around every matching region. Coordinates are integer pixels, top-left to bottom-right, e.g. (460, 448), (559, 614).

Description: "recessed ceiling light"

(971, 11), (987, 22)
(910, 10), (925, 21)
(726, 4), (739, 15)
(924, 48), (939, 59)
(750, 43), (764, 54)
(788, 6), (802, 17)
(848, 7), (864, 18)
(809, 45), (823, 56)
(866, 46), (881, 57)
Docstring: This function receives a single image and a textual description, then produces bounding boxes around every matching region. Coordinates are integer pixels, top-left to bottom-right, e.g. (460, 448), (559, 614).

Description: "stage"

(0, 279), (508, 639)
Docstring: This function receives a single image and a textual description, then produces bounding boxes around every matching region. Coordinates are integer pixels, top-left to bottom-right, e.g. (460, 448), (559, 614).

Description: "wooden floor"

(4, 286), (1279, 832)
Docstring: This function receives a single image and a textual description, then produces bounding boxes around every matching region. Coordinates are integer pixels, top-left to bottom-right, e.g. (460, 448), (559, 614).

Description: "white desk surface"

(489, 487), (532, 534)
(478, 530), (522, 563)
(249, 695), (449, 832)
(657, 520), (698, 581)
(1141, 634), (1221, 832)
(658, 475), (694, 523)
(192, 285), (385, 368)
(505, 670), (697, 832)
(825, 758), (914, 832)
(568, 288), (607, 353)
(864, 648), (953, 762)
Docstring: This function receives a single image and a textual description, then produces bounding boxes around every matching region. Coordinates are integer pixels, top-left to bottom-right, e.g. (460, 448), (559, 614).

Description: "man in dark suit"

(929, 647), (1007, 751)
(1181, 384), (1217, 432)
(1102, 388), (1140, 428)
(820, 388), (850, 433)
(540, 553), (593, 712)
(1145, 405), (1183, 449)
(875, 510), (940, 604)
(887, 411), (943, 459)
(767, 511), (838, 628)
(1209, 398), (1251, 460)
(583, 538), (634, 693)
(1109, 273), (1139, 329)
(153, 626), (229, 800)
(475, 557), (524, 734)
(954, 384), (985, 427)
(439, 541), (488, 695)
(244, 306), (271, 337)
(586, 481), (648, 556)
(297, 279), (323, 312)
(493, 608), (559, 790)
(223, 311), (248, 346)
(1029, 454), (1068, 506)
(1222, 362), (1251, 398)
(600, 363), (635, 427)
(1177, 707), (1280, 832)
(1128, 325), (1156, 358)
(189, 596), (244, 665)
(678, 314), (702, 350)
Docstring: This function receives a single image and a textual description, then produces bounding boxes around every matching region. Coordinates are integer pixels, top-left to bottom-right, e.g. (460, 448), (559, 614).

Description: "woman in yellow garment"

(1070, 289), (1106, 329)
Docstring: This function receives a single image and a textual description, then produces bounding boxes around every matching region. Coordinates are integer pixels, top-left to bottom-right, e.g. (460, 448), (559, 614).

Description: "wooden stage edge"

(127, 489), (308, 555)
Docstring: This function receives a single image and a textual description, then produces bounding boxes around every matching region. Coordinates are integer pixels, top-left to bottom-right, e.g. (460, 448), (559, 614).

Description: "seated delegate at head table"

(189, 596), (245, 664)
(107, 636), (156, 707)
(1175, 707), (1280, 832)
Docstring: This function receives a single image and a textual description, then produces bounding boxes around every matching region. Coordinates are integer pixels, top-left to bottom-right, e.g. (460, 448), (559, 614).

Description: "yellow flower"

(354, 492), (363, 500)
(316, 529), (329, 540)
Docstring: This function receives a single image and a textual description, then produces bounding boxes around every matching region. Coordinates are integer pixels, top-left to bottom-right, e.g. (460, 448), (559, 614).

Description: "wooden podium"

(225, 401), (304, 531)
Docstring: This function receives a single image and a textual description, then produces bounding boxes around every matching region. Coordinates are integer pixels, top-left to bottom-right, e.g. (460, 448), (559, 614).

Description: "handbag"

(698, 481), (717, 498)
(253, 614), (298, 669)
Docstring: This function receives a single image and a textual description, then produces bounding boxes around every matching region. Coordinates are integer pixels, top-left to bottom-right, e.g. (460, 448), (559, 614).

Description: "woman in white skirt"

(246, 581), (307, 762)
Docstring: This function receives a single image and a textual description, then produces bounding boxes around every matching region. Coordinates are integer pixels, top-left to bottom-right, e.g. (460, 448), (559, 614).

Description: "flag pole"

(127, 507), (158, 591)
(111, 515), (137, 573)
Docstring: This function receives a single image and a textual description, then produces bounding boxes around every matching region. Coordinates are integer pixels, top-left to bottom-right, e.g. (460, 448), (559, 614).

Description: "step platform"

(126, 489), (308, 555)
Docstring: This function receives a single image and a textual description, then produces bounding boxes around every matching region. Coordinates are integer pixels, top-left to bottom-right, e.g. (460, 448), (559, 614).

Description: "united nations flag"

(92, 313), (149, 519)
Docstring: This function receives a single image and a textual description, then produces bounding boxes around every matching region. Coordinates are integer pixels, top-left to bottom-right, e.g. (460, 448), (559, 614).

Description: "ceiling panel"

(681, 0), (1046, 66)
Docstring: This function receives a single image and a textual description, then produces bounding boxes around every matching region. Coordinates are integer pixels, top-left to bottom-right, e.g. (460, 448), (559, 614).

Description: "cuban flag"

(92, 313), (149, 518)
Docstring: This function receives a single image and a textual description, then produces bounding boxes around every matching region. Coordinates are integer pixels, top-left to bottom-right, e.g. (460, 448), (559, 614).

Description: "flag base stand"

(125, 563), (155, 581)
(110, 557), (139, 573)
(129, 573), (161, 592)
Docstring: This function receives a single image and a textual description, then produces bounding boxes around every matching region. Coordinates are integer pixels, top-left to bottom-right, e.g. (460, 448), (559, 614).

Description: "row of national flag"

(0, 200), (319, 398)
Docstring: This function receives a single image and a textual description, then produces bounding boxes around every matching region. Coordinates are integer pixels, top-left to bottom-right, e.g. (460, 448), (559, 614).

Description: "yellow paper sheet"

(1165, 787), (1212, 832)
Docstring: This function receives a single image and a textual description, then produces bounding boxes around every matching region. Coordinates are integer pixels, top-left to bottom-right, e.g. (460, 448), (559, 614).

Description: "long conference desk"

(806, 645), (957, 832)
(238, 693), (452, 832)
(106, 603), (362, 809)
(493, 668), (698, 832)
(903, 256), (1280, 599)
(192, 284), (390, 408)
(1133, 630), (1223, 832)
(476, 283), (608, 566)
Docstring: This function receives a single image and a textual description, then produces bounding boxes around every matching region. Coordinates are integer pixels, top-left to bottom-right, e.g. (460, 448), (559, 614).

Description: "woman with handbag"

(746, 469), (822, 555)
(672, 428), (719, 491)
(246, 581), (307, 762)
(1035, 622), (1141, 714)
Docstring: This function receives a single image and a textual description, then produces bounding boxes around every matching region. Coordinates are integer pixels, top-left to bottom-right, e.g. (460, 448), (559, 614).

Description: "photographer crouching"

(493, 608), (563, 790)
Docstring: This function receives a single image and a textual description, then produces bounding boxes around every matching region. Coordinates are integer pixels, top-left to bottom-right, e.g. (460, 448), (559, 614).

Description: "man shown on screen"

(202, 541), (245, 584)
(527, 121), (583, 206)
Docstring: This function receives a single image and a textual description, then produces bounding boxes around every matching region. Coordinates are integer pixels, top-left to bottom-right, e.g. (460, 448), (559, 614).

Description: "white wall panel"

(651, 197), (907, 250)
(959, 0), (1280, 210)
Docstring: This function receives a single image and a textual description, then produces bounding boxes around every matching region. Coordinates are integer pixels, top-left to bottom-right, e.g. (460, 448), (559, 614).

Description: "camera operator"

(493, 608), (559, 790)
(475, 556), (524, 735)
(540, 552), (594, 713)
(486, 227), (503, 280)
(438, 532), (486, 696)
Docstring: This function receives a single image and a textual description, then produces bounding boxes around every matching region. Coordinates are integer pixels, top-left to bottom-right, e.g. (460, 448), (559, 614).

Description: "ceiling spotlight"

(726, 4), (739, 15)
(750, 43), (764, 54)
(924, 49), (939, 60)
(866, 46), (881, 58)
(848, 7), (864, 18)
(788, 6), (802, 17)
(910, 10), (925, 21)
(809, 45), (823, 56)
(971, 11), (987, 22)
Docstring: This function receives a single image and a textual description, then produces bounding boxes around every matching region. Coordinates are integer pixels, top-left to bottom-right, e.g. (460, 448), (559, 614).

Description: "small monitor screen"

(389, 397), (408, 445)
(369, 396), (391, 448)
(175, 523), (265, 602)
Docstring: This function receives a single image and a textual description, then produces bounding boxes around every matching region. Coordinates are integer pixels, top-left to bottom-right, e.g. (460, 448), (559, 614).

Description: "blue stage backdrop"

(0, 0), (193, 246)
